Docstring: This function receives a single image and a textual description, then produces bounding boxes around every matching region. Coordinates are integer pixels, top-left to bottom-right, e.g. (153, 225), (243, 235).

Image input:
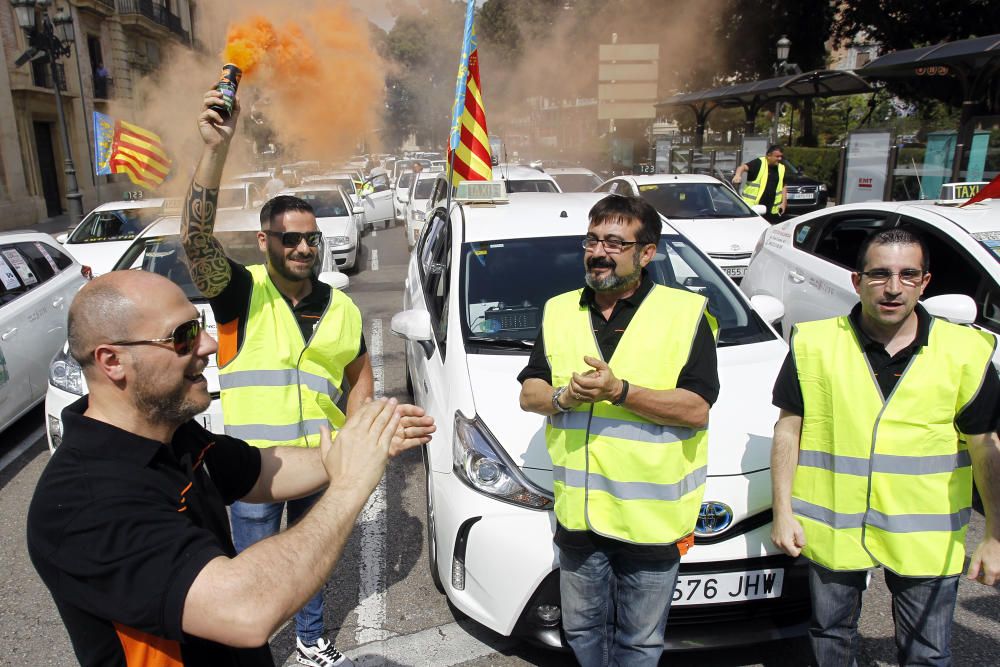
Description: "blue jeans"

(808, 563), (959, 667)
(230, 492), (325, 643)
(559, 545), (680, 667)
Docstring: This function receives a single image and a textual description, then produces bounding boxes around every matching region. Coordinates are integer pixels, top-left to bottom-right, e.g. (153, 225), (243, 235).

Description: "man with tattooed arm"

(182, 89), (433, 667)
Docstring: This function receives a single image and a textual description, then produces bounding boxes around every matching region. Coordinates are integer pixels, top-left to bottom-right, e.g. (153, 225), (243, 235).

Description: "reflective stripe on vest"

(219, 264), (362, 448)
(542, 284), (715, 545)
(741, 158), (785, 214)
(791, 315), (995, 575)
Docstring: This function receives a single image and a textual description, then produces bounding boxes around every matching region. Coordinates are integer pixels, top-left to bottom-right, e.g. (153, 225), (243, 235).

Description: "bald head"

(67, 272), (185, 368)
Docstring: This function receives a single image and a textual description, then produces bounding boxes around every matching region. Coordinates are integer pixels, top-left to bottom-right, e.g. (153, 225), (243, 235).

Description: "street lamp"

(772, 35), (798, 144)
(10, 0), (84, 224)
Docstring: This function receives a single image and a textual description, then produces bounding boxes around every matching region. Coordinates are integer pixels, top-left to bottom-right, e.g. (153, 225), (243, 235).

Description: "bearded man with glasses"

(770, 227), (1000, 666)
(518, 194), (719, 666)
(179, 89), (434, 666)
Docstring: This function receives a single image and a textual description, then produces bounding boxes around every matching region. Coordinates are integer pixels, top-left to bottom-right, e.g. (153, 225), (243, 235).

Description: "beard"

(585, 256), (642, 292)
(267, 243), (315, 282)
(131, 360), (210, 426)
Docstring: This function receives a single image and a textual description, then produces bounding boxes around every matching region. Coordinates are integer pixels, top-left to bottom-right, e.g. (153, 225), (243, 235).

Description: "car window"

(595, 180), (617, 193)
(295, 191), (349, 218)
(414, 179), (435, 199)
(553, 174), (604, 192)
(810, 212), (892, 269)
(0, 244), (38, 305)
(460, 234), (773, 349)
(639, 182), (755, 219)
(16, 241), (72, 284)
(418, 211), (451, 352)
(397, 172), (417, 192)
(68, 208), (162, 243)
(419, 211), (448, 281)
(506, 180), (559, 193)
(793, 218), (822, 249)
(370, 174), (390, 192)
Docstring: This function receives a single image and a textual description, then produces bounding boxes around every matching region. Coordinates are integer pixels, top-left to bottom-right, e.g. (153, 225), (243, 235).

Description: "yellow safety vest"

(219, 264), (362, 448)
(543, 285), (715, 545)
(741, 158), (785, 214)
(792, 315), (996, 576)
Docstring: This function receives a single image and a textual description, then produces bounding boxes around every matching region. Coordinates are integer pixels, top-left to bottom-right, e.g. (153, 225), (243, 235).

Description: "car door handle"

(1, 327), (16, 340)
(52, 297), (64, 307)
(788, 270), (805, 284)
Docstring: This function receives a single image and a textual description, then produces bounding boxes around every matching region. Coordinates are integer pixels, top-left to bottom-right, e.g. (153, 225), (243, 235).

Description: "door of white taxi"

(362, 172), (394, 227)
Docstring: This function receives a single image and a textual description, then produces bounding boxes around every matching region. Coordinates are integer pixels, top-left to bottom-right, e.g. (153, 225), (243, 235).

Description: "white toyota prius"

(392, 184), (809, 651)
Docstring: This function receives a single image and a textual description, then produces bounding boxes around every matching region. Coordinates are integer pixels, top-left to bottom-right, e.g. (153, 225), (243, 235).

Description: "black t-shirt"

(210, 259), (366, 356)
(772, 303), (1000, 435)
(517, 271), (720, 559)
(27, 398), (273, 667)
(745, 158), (780, 209)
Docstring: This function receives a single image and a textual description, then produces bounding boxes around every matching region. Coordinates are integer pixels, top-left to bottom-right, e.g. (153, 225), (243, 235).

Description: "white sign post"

(842, 130), (893, 204)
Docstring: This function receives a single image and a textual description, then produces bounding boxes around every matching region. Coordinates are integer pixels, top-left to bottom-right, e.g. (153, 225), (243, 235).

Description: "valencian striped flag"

(447, 0), (491, 186)
(93, 111), (172, 188)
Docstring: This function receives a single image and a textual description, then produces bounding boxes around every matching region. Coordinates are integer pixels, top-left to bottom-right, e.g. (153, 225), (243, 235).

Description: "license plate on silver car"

(788, 193), (813, 200)
(672, 568), (784, 606)
(723, 266), (746, 278)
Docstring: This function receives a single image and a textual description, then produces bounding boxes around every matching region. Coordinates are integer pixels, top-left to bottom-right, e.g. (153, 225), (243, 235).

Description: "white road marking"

(0, 423), (45, 473)
(371, 228), (377, 237)
(370, 248), (379, 272)
(356, 319), (388, 648)
(346, 619), (518, 666)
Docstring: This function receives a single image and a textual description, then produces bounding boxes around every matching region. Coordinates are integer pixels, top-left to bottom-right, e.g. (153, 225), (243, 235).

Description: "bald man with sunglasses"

(178, 90), (421, 665)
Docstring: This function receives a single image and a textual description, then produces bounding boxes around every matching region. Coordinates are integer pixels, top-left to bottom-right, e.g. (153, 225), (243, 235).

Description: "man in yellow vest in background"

(518, 194), (719, 667)
(770, 228), (1000, 666)
(732, 144), (787, 224)
(182, 88), (434, 667)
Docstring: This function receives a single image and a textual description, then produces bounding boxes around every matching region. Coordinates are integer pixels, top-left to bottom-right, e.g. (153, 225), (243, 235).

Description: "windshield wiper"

(466, 336), (535, 349)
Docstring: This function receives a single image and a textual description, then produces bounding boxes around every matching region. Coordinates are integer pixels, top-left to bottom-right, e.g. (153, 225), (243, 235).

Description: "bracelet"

(611, 380), (629, 406)
(552, 386), (574, 413)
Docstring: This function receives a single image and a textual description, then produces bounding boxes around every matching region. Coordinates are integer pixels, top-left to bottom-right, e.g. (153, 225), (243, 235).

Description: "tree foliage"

(830, 0), (1000, 52)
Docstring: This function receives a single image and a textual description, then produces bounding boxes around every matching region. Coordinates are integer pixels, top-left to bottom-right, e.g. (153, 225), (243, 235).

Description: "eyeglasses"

(265, 230), (323, 248)
(582, 236), (641, 254)
(858, 269), (925, 286)
(111, 312), (205, 355)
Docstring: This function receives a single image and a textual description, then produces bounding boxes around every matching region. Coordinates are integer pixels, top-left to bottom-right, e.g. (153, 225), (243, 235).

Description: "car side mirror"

(352, 205), (364, 215)
(391, 309), (434, 358)
(317, 271), (349, 291)
(752, 205), (767, 216)
(923, 294), (976, 325)
(56, 233), (69, 244)
(750, 294), (785, 326)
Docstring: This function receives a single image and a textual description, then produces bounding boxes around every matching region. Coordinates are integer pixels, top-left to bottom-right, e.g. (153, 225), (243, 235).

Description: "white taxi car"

(57, 198), (179, 275)
(546, 167), (603, 193)
(45, 211), (347, 451)
(279, 186), (361, 272)
(496, 164), (562, 193)
(404, 171), (441, 249)
(0, 232), (87, 434)
(740, 198), (1000, 358)
(596, 174), (769, 281)
(391, 183), (808, 651)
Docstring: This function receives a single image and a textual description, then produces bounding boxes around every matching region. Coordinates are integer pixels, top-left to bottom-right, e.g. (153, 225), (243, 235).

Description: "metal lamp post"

(771, 35), (796, 144)
(11, 0), (84, 224)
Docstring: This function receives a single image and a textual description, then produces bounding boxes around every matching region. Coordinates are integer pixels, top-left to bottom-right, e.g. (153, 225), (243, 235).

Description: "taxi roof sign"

(455, 180), (508, 204)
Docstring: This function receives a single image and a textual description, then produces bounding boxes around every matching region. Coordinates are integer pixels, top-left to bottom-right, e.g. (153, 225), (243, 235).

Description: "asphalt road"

(1, 220), (998, 666)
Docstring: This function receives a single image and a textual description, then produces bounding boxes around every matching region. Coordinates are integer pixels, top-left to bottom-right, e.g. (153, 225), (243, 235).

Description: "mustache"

(288, 252), (315, 261)
(587, 257), (615, 270)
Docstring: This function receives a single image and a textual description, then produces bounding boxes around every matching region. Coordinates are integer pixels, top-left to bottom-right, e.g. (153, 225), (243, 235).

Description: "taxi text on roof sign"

(455, 180), (508, 204)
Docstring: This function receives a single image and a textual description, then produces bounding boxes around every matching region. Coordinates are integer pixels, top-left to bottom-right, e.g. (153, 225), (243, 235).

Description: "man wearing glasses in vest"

(770, 228), (1000, 666)
(518, 195), (719, 666)
(181, 89), (434, 667)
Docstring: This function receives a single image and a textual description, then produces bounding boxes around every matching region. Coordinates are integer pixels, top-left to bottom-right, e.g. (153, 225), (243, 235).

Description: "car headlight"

(453, 412), (553, 510)
(818, 184), (827, 192)
(328, 235), (352, 247)
(49, 348), (86, 396)
(413, 209), (425, 222)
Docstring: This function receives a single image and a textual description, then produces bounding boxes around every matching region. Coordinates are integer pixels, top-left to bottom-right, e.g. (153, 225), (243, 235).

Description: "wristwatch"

(552, 386), (573, 413)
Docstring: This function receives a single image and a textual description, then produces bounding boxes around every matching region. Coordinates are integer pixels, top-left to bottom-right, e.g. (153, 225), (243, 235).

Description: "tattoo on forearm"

(182, 180), (231, 298)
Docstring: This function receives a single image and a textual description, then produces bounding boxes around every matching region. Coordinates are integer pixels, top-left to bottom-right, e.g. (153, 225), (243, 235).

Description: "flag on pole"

(960, 173), (1000, 207)
(447, 0), (492, 186)
(93, 111), (172, 188)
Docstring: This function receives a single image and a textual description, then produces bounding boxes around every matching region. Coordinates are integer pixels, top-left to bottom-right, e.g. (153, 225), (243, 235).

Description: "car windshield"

(507, 180), (559, 193)
(68, 208), (163, 243)
(413, 179), (435, 199)
(460, 234), (773, 349)
(113, 232), (264, 301)
(553, 173), (603, 192)
(218, 189), (247, 208)
(295, 191), (349, 218)
(972, 232), (1000, 263)
(638, 182), (755, 219)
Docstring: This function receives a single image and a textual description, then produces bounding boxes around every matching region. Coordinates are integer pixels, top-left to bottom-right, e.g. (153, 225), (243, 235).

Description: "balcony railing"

(115, 0), (189, 40)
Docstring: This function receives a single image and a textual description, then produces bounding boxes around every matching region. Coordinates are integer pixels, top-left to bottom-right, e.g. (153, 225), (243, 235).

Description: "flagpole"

(445, 0), (477, 218)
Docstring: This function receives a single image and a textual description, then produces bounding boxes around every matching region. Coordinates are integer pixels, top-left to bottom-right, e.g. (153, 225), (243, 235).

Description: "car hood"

(316, 216), (353, 237)
(64, 240), (136, 275)
(465, 339), (785, 491)
(665, 217), (768, 255)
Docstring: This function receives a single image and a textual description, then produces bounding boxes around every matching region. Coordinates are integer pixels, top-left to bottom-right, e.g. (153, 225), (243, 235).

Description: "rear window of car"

(0, 240), (72, 305)
(68, 208), (162, 243)
(507, 180), (559, 193)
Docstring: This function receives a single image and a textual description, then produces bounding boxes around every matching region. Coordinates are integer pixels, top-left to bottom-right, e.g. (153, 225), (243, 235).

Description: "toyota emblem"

(695, 501), (734, 536)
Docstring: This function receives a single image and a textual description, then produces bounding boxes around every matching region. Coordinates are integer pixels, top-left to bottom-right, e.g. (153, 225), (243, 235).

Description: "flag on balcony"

(93, 111), (172, 188)
(447, 0), (491, 186)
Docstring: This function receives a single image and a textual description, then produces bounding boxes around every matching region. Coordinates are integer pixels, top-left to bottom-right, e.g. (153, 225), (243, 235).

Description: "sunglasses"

(265, 230), (323, 248)
(111, 312), (205, 355)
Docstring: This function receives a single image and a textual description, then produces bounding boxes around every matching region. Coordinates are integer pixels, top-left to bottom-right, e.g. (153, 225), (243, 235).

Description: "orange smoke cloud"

(219, 3), (384, 161)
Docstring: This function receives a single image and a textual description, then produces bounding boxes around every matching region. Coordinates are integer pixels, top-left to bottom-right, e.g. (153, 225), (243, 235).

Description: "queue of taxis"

(45, 210), (348, 450)
(391, 182), (808, 650)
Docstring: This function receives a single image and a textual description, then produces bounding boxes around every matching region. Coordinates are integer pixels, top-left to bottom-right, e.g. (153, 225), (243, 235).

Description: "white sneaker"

(296, 637), (352, 667)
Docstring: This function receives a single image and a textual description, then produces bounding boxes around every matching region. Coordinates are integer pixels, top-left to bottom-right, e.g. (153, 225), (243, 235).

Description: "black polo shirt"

(211, 259), (366, 354)
(27, 398), (273, 667)
(517, 270), (720, 559)
(772, 303), (1000, 434)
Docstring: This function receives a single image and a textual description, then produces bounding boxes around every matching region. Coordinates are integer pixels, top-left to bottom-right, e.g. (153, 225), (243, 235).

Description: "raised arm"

(182, 89), (240, 298)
